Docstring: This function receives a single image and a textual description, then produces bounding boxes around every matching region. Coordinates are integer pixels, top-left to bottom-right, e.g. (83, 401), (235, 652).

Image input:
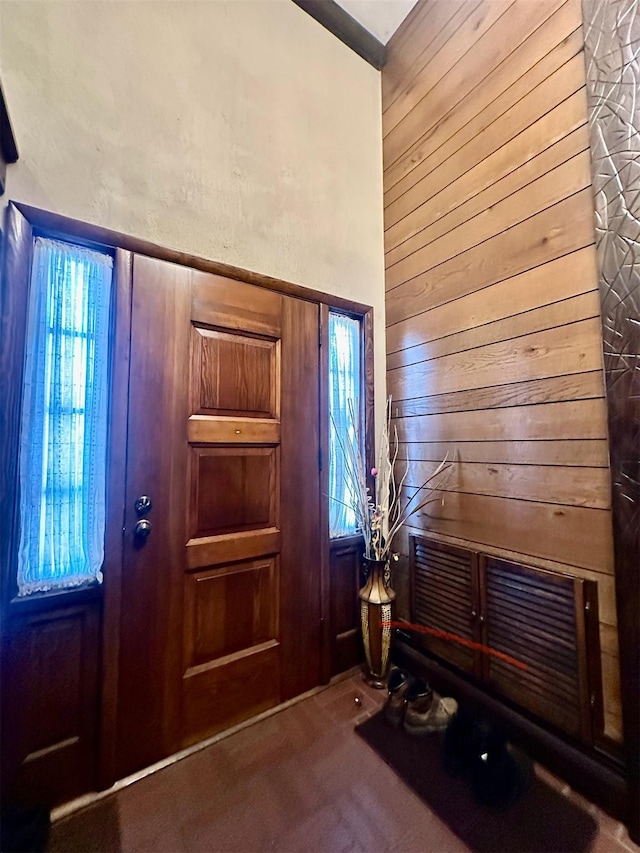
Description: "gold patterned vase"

(359, 557), (396, 688)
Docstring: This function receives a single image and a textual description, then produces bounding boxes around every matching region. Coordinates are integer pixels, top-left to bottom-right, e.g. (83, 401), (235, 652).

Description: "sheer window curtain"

(328, 312), (361, 539)
(17, 237), (113, 595)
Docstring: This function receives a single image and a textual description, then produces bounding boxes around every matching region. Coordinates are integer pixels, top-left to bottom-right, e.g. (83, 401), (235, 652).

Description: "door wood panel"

(279, 297), (322, 699)
(183, 559), (278, 671)
(189, 446), (278, 538)
(330, 536), (364, 676)
(191, 326), (279, 419)
(116, 259), (190, 777)
(3, 604), (100, 806)
(182, 641), (280, 748)
(116, 255), (321, 777)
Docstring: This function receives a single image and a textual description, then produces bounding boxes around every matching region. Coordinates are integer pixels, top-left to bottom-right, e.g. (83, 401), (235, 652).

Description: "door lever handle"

(133, 518), (152, 544)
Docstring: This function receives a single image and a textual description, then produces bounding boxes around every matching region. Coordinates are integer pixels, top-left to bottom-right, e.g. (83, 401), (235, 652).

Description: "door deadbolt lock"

(133, 518), (152, 543)
(134, 495), (152, 515)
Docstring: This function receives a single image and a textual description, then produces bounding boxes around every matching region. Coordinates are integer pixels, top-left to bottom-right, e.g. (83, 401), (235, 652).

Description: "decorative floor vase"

(359, 557), (396, 689)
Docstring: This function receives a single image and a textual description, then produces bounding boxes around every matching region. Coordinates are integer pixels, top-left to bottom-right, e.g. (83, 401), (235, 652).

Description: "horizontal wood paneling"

(400, 491), (615, 574)
(384, 0), (620, 741)
(389, 319), (605, 400)
(384, 2), (584, 194)
(402, 459), (611, 509)
(397, 439), (610, 467)
(383, 0), (515, 142)
(395, 399), (609, 442)
(385, 60), (588, 231)
(384, 0), (571, 143)
(386, 247), (599, 355)
(386, 120), (591, 261)
(392, 372), (605, 418)
(382, 0), (460, 106)
(385, 146), (592, 284)
(387, 292), (601, 370)
(386, 190), (597, 320)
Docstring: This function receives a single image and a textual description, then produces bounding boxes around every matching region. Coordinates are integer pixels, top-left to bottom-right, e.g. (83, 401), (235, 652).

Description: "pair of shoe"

(443, 707), (533, 810)
(385, 668), (458, 734)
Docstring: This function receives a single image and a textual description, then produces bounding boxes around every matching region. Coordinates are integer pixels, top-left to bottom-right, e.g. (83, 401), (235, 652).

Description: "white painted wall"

(0, 0), (386, 427)
(335, 0), (419, 44)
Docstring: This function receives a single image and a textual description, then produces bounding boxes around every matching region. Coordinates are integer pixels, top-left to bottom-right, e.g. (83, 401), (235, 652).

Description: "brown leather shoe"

(384, 668), (411, 726)
(404, 677), (458, 735)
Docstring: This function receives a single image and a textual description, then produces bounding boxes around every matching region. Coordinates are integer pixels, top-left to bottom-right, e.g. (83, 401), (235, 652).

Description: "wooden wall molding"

(12, 202), (372, 316)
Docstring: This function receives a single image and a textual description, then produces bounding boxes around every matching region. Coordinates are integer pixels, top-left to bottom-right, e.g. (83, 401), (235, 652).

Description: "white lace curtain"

(328, 312), (361, 539)
(18, 237), (113, 595)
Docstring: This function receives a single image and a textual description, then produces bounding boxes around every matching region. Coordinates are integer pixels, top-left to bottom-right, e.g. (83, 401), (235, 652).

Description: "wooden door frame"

(319, 304), (375, 682)
(2, 201), (375, 792)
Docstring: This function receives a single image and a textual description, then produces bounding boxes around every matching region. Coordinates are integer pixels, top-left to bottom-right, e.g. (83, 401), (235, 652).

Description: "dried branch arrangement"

(330, 396), (451, 562)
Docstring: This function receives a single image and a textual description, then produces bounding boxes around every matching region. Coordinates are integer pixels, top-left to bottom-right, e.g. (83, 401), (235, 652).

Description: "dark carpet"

(356, 711), (598, 853)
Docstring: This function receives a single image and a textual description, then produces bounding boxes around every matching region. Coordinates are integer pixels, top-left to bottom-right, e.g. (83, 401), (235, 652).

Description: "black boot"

(469, 727), (533, 810)
(384, 668), (411, 727)
(442, 707), (487, 777)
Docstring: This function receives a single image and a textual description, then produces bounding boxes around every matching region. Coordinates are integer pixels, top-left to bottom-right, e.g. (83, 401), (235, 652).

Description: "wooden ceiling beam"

(292, 0), (386, 69)
(0, 81), (19, 196)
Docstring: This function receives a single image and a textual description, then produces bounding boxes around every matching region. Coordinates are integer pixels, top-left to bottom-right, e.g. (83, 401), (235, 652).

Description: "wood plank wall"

(382, 0), (622, 743)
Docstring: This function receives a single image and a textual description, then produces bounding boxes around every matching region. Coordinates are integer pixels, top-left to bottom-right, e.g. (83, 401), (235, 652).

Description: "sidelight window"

(328, 311), (362, 539)
(17, 237), (113, 595)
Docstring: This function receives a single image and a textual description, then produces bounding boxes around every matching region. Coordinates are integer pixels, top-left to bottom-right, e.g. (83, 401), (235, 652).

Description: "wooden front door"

(115, 255), (321, 778)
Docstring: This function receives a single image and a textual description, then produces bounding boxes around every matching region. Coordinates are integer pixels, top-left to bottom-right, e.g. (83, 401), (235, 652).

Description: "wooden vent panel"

(482, 556), (597, 740)
(410, 536), (477, 674)
(407, 537), (603, 744)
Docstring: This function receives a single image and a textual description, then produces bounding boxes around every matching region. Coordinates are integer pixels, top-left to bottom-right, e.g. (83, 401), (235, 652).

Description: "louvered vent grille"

(411, 538), (475, 673)
(484, 557), (582, 737)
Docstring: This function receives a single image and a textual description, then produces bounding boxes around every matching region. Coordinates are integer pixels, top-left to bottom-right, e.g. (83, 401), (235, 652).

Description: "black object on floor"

(0, 803), (50, 853)
(356, 711), (598, 853)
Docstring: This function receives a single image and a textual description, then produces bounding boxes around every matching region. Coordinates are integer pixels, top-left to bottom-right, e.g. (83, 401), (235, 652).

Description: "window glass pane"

(17, 237), (113, 595)
(328, 312), (361, 539)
